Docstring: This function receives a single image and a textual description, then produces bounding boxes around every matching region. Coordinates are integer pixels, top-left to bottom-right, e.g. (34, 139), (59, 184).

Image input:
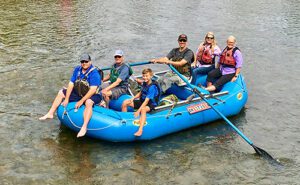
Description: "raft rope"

(62, 89), (244, 129)
(64, 108), (119, 131)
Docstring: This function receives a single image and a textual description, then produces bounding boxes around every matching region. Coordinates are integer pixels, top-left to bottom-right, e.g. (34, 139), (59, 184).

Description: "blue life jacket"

(140, 80), (161, 106)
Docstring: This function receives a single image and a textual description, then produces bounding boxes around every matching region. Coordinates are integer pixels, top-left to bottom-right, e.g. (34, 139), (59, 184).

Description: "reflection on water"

(1, 0), (300, 184)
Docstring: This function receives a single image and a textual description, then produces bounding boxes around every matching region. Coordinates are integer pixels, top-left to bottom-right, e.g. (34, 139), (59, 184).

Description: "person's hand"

(101, 88), (107, 94)
(130, 98), (134, 103)
(135, 78), (144, 84)
(75, 100), (84, 109)
(61, 99), (69, 107)
(231, 76), (238, 82)
(150, 59), (157, 63)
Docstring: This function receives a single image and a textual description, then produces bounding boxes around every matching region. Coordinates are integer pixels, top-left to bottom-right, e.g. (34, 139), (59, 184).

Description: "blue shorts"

(62, 89), (102, 105)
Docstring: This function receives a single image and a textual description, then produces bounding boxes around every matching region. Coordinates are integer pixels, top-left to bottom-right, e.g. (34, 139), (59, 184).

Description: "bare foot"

(134, 130), (143, 137)
(77, 127), (87, 138)
(39, 114), (54, 120)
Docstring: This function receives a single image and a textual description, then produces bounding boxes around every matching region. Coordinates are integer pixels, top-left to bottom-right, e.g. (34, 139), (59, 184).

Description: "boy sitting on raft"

(121, 68), (161, 136)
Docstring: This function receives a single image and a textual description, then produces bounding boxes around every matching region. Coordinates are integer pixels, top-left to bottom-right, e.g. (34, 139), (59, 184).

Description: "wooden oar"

(101, 61), (152, 71)
(168, 64), (279, 163)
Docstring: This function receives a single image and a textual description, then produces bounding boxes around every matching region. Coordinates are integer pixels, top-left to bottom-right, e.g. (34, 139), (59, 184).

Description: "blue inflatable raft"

(57, 68), (248, 142)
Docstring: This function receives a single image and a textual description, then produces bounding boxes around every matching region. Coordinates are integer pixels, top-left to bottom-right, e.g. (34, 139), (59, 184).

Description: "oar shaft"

(101, 61), (151, 71)
(168, 64), (253, 145)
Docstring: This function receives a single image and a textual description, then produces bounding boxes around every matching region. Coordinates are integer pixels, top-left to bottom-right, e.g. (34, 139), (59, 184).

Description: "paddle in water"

(168, 64), (279, 164)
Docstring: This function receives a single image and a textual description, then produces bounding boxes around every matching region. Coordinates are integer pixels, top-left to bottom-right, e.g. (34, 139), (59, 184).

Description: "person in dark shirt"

(151, 34), (194, 92)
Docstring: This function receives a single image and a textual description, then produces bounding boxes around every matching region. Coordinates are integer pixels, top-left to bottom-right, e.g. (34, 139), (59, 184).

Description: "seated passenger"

(121, 68), (161, 136)
(39, 53), (102, 138)
(205, 36), (243, 92)
(191, 32), (221, 85)
(151, 34), (194, 92)
(101, 50), (133, 108)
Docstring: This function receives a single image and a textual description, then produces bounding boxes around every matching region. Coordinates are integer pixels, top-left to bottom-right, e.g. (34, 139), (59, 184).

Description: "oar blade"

(252, 144), (281, 164)
(168, 64), (280, 164)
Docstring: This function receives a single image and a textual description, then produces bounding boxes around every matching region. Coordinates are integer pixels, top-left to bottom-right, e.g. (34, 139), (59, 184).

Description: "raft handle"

(121, 120), (127, 125)
(174, 112), (182, 117)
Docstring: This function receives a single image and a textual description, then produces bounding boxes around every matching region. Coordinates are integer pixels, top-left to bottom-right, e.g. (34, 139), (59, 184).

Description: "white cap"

(114, 50), (124, 56)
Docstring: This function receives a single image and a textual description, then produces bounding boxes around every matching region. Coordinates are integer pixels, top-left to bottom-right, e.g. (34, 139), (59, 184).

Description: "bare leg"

(102, 90), (112, 108)
(77, 99), (94, 138)
(39, 90), (65, 120)
(121, 99), (134, 112)
(103, 95), (109, 108)
(134, 106), (150, 136)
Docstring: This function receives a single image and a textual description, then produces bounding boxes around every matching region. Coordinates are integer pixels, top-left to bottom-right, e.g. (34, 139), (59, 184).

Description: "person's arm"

(152, 56), (187, 66)
(62, 66), (78, 107)
(231, 50), (243, 82)
(102, 73), (110, 82)
(105, 65), (130, 91)
(165, 59), (187, 66)
(151, 48), (175, 64)
(62, 82), (74, 107)
(214, 45), (222, 56)
(231, 68), (241, 82)
(191, 54), (197, 68)
(216, 55), (221, 69)
(104, 78), (122, 92)
(151, 57), (169, 63)
(131, 91), (141, 101)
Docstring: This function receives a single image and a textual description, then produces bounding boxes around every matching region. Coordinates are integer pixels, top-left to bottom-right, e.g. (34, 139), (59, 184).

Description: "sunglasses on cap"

(80, 60), (89, 64)
(114, 55), (122, 59)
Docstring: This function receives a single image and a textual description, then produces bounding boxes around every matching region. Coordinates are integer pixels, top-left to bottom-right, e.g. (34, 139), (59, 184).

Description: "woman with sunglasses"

(191, 32), (221, 85)
(39, 53), (102, 138)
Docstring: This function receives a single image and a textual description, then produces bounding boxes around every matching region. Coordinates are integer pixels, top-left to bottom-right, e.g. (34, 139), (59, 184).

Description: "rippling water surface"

(1, 0), (299, 184)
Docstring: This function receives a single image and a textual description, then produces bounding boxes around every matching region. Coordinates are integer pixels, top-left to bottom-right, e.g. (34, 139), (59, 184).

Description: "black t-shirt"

(166, 47), (194, 77)
(166, 47), (194, 64)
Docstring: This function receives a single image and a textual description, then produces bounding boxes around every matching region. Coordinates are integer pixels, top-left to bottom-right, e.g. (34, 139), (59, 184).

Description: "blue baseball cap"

(80, 53), (91, 61)
(114, 50), (124, 57)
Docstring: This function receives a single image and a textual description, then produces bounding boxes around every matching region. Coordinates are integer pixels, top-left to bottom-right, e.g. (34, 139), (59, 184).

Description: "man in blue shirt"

(39, 53), (102, 138)
(101, 50), (131, 108)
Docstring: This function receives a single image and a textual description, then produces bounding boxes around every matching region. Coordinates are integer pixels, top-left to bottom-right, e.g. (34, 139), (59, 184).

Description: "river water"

(1, 0), (299, 184)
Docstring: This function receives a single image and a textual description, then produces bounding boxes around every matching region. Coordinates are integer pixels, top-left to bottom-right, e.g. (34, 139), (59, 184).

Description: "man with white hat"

(101, 50), (132, 108)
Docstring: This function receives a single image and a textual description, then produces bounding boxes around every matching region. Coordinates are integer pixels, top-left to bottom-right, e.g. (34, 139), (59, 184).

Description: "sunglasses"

(178, 39), (187, 42)
(114, 55), (122, 59)
(206, 37), (214, 39)
(80, 60), (89, 64)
